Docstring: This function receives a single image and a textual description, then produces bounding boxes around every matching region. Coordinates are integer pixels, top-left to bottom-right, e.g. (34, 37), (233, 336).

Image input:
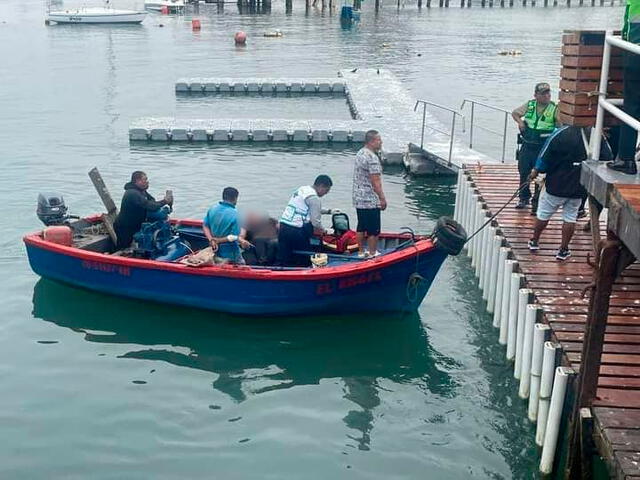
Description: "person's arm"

(511, 103), (528, 132)
(370, 174), (387, 210)
(131, 190), (170, 212)
(202, 224), (219, 252)
(306, 196), (325, 235)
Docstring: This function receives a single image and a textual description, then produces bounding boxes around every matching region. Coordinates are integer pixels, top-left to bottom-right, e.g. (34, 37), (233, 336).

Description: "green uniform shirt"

(624, 0), (640, 43)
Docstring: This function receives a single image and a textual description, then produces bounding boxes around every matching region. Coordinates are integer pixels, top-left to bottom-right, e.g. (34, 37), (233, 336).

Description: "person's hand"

(209, 239), (218, 252)
(528, 169), (538, 182)
(518, 121), (526, 132)
(238, 238), (253, 250)
(164, 190), (174, 205)
(380, 198), (388, 211)
(330, 208), (341, 214)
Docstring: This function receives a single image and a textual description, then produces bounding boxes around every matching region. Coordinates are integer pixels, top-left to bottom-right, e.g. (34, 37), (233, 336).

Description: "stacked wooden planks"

(559, 30), (623, 127)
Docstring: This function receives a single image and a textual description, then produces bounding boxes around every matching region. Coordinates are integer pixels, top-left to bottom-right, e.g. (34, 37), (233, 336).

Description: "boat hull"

(47, 11), (147, 24)
(24, 225), (448, 316)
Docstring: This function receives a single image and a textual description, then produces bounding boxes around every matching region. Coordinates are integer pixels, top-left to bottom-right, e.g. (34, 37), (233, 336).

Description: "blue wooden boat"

(24, 215), (464, 316)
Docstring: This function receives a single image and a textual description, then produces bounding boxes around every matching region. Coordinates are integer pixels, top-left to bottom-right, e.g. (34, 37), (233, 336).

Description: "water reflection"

(32, 278), (458, 450)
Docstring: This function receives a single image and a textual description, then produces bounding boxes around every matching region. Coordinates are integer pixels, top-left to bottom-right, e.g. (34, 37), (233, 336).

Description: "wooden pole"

(375, 0), (380, 12)
(286, 0), (292, 12)
(418, 0), (422, 8)
(565, 239), (622, 478)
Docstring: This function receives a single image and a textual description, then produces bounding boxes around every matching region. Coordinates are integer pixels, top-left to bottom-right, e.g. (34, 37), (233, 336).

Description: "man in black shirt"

(113, 171), (173, 250)
(527, 126), (613, 261)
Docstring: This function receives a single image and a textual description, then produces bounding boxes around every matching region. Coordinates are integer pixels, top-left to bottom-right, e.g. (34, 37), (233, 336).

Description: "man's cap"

(535, 82), (551, 94)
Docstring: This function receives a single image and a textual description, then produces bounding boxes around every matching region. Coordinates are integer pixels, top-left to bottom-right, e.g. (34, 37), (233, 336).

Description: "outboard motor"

(37, 193), (69, 226)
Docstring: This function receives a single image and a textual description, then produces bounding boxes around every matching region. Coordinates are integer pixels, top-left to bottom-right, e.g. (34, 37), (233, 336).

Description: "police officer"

(608, 0), (640, 175)
(511, 83), (559, 210)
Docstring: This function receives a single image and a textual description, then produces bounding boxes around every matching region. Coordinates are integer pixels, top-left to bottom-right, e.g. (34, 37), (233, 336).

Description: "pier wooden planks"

(465, 165), (640, 479)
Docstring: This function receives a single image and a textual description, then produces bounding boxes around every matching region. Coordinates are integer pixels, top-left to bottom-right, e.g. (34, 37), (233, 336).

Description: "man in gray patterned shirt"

(352, 130), (387, 257)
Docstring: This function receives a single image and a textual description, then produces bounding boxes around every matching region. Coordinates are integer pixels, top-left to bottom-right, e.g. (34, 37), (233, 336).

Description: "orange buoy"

(43, 226), (73, 247)
(160, 5), (169, 14)
(234, 31), (247, 45)
(192, 19), (201, 30)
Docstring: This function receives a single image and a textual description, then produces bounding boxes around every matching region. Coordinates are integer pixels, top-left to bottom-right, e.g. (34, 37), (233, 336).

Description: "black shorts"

(356, 208), (381, 235)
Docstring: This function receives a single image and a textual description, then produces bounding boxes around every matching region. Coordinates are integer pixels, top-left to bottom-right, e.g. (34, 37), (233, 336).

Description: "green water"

(0, 0), (622, 477)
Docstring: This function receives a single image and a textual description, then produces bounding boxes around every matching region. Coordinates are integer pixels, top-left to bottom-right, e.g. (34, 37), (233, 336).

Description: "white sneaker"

(371, 251), (382, 257)
(357, 251), (367, 258)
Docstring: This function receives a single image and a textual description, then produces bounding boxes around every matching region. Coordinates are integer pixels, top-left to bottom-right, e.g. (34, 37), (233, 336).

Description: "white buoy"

(514, 288), (533, 379)
(506, 273), (524, 360)
(540, 367), (575, 475)
(487, 236), (503, 313)
(519, 304), (542, 399)
(493, 247), (510, 328)
(536, 341), (559, 446)
(528, 323), (550, 422)
(499, 260), (517, 345)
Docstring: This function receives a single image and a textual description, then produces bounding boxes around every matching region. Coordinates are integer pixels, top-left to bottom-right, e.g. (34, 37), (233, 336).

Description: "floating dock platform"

(129, 69), (495, 173)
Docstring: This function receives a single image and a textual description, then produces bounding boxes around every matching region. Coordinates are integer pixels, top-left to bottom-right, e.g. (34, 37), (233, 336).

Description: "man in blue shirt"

(203, 187), (251, 264)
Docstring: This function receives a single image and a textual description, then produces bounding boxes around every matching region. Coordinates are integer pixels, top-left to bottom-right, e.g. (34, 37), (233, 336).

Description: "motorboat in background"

(144, 0), (186, 13)
(46, 1), (147, 24)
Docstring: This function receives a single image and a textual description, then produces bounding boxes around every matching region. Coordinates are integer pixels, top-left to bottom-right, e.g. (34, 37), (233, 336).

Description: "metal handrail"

(591, 32), (640, 160)
(413, 100), (465, 166)
(460, 99), (512, 163)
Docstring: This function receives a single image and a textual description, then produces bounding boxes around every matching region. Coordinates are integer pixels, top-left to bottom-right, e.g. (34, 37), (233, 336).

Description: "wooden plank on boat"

(88, 167), (118, 245)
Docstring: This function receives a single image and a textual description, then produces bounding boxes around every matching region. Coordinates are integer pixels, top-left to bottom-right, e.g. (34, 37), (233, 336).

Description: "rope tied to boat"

(406, 272), (426, 304)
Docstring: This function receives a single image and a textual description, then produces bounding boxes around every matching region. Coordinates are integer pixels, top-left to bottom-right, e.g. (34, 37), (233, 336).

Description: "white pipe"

(480, 226), (496, 294)
(536, 341), (559, 447)
(506, 273), (524, 361)
(453, 170), (463, 222)
(468, 195), (480, 260)
(499, 260), (517, 345)
(514, 288), (533, 379)
(460, 184), (472, 244)
(487, 236), (503, 313)
(475, 209), (488, 278)
(471, 204), (483, 266)
(493, 247), (510, 328)
(528, 323), (550, 422)
(540, 367), (575, 475)
(519, 304), (542, 399)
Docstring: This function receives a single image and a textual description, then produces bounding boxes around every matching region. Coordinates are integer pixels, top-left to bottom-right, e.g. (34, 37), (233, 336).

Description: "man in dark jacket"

(527, 126), (612, 261)
(113, 171), (173, 250)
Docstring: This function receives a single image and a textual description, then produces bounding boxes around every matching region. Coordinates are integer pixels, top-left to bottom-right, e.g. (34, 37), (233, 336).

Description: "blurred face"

(367, 134), (382, 152)
(316, 185), (331, 197)
(136, 174), (149, 190)
(535, 90), (551, 105)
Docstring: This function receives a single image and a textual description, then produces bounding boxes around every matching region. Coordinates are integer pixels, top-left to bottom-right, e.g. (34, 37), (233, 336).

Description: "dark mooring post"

(285, 0), (292, 13)
(531, 0), (535, 6)
(418, 0), (422, 8)
(565, 239), (625, 479)
(427, 0), (431, 8)
(467, 0), (472, 7)
(509, 0), (514, 6)
(445, 0), (449, 6)
(375, 0), (380, 12)
(522, 0), (527, 6)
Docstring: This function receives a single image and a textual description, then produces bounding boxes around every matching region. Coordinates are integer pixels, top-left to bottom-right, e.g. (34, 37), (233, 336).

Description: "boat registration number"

(316, 271), (382, 296)
(82, 260), (131, 276)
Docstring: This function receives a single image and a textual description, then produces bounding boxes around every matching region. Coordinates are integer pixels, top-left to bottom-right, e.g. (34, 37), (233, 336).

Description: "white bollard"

(480, 226), (496, 293)
(528, 323), (550, 422)
(493, 247), (510, 328)
(540, 367), (575, 475)
(462, 183), (474, 237)
(536, 341), (560, 447)
(514, 288), (533, 379)
(519, 304), (543, 399)
(506, 273), (524, 361)
(487, 236), (503, 312)
(499, 260), (517, 345)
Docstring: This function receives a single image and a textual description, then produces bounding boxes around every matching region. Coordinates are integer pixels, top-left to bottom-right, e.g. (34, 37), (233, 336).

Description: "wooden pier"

(454, 162), (640, 477)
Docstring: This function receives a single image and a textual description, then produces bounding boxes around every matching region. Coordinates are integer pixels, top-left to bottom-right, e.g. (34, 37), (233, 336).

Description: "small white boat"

(144, 0), (186, 12)
(46, 1), (147, 24)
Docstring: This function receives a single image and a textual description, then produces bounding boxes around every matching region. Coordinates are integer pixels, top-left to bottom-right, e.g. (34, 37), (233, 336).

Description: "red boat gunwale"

(23, 217), (438, 281)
